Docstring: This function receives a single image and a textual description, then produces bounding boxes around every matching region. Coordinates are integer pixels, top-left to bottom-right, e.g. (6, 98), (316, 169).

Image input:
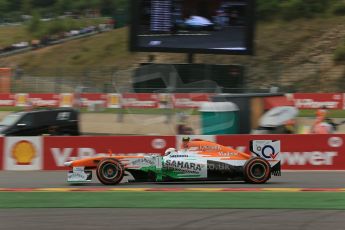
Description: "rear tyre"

(243, 157), (271, 184)
(96, 158), (124, 185)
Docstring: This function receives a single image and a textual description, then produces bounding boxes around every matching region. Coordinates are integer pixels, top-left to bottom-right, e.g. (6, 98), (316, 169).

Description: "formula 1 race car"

(64, 139), (281, 185)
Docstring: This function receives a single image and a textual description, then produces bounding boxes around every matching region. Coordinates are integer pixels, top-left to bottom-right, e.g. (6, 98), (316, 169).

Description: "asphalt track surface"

(1, 209), (344, 230)
(0, 171), (344, 188)
(0, 171), (344, 230)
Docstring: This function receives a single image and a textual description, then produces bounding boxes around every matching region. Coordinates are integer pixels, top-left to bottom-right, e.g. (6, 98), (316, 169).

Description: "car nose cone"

(64, 161), (72, 167)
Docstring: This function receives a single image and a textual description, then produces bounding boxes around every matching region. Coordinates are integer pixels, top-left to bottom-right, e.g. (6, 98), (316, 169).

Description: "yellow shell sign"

(11, 140), (36, 165)
(107, 94), (121, 108)
(60, 93), (73, 107)
(15, 93), (28, 106)
(109, 95), (119, 104)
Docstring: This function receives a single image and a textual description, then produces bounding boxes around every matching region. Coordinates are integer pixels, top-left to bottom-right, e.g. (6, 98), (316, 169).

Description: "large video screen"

(130, 0), (255, 55)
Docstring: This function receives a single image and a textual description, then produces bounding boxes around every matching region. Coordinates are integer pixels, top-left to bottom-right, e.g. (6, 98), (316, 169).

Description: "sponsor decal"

(80, 93), (106, 107)
(328, 136), (343, 148)
(107, 94), (121, 108)
(294, 99), (339, 109)
(73, 167), (85, 172)
(59, 93), (74, 107)
(4, 137), (43, 170)
(151, 138), (166, 149)
(292, 93), (344, 109)
(68, 171), (90, 181)
(131, 158), (155, 166)
(28, 93), (59, 107)
(172, 93), (211, 109)
(280, 151), (337, 166)
(174, 99), (202, 108)
(165, 160), (202, 173)
(11, 140), (36, 165)
(15, 93), (28, 106)
(251, 140), (280, 160)
(68, 167), (92, 182)
(158, 93), (172, 109)
(199, 145), (222, 151)
(218, 151), (238, 157)
(30, 99), (58, 107)
(170, 155), (189, 158)
(121, 93), (158, 108)
(57, 111), (71, 120)
(122, 99), (156, 107)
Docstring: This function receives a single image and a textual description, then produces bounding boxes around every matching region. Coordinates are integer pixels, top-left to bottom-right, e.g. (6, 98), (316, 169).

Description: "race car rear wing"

(250, 140), (281, 176)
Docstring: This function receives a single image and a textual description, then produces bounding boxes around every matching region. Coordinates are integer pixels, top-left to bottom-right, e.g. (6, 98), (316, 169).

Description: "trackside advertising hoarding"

(215, 134), (345, 170)
(0, 93), (344, 109)
(289, 93), (344, 110)
(4, 137), (43, 171)
(0, 93), (213, 109)
(0, 93), (15, 106)
(172, 93), (213, 109)
(121, 93), (159, 108)
(79, 93), (107, 107)
(1, 135), (345, 171)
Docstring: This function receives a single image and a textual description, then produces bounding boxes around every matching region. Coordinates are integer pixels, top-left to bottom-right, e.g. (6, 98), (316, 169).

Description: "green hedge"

(331, 2), (345, 15)
(257, 0), (339, 21)
(334, 45), (345, 62)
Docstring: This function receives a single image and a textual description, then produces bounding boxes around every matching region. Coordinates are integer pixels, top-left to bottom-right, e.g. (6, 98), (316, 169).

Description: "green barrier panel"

(200, 102), (239, 134)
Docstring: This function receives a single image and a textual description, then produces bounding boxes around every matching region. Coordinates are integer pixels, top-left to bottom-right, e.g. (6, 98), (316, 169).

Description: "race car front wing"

(67, 167), (92, 182)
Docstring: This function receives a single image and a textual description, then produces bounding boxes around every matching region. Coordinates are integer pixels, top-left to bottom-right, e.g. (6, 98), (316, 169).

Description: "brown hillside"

(1, 16), (345, 93)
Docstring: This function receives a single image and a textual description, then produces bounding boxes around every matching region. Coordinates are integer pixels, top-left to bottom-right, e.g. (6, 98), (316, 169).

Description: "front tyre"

(96, 159), (124, 185)
(244, 157), (271, 184)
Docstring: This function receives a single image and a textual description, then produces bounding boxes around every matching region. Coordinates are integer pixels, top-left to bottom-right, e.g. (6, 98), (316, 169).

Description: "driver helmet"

(182, 136), (190, 142)
(164, 148), (177, 156)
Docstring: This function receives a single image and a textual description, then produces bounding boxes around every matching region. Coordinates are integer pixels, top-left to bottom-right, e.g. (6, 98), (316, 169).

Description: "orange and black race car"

(64, 139), (281, 185)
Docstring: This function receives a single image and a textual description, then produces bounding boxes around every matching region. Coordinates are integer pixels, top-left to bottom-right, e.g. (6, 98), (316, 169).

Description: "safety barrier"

(0, 134), (344, 171)
(0, 93), (344, 109)
(0, 93), (211, 109)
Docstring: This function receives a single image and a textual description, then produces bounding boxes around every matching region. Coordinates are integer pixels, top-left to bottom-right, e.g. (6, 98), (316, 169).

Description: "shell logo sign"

(11, 140), (36, 165)
(158, 93), (172, 108)
(15, 93), (28, 106)
(60, 93), (74, 107)
(4, 137), (42, 170)
(107, 94), (121, 108)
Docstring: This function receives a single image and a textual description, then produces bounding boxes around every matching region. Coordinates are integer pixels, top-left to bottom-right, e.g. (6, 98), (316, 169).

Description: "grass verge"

(0, 192), (344, 209)
(0, 107), (199, 115)
(298, 109), (345, 118)
(1, 107), (345, 117)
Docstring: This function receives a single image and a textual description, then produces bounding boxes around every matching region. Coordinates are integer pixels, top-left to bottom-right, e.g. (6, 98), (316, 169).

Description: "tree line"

(0, 0), (128, 21)
(1, 0), (345, 22)
(257, 0), (345, 20)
